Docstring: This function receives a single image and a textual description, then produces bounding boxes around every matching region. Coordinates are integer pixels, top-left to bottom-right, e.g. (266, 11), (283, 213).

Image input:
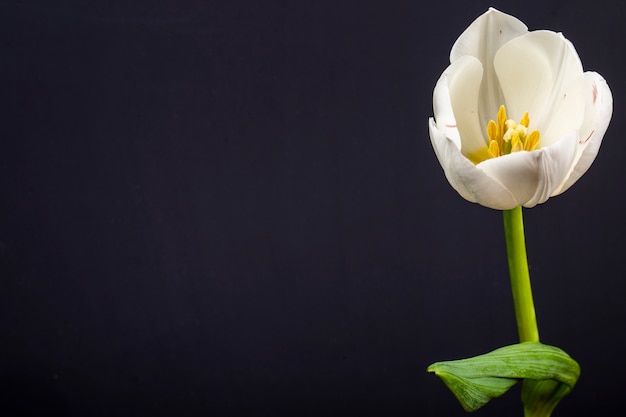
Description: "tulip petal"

(477, 131), (578, 208)
(450, 8), (527, 128)
(494, 31), (584, 131)
(429, 119), (518, 209)
(432, 62), (461, 147)
(552, 72), (612, 195)
(540, 74), (587, 148)
(444, 56), (487, 155)
(450, 8), (527, 63)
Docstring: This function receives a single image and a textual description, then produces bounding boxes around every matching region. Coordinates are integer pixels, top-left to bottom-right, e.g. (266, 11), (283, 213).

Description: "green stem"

(504, 207), (556, 417)
(503, 206), (539, 344)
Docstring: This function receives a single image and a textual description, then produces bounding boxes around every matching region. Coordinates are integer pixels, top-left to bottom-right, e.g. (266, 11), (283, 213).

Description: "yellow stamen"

(511, 135), (523, 153)
(525, 130), (540, 151)
(487, 120), (498, 142)
(520, 112), (530, 128)
(488, 140), (500, 158)
(471, 105), (541, 164)
(497, 106), (507, 134)
(497, 105), (507, 154)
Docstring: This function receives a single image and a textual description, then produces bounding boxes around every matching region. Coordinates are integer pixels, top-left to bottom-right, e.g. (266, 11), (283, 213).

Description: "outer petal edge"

(552, 72), (612, 195)
(476, 131), (577, 208)
(429, 119), (518, 209)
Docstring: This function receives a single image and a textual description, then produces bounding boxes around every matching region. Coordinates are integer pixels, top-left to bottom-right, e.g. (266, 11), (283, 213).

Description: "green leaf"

(427, 342), (580, 413)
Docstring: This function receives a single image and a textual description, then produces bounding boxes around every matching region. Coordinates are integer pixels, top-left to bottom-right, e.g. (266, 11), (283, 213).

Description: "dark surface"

(1, 1), (624, 416)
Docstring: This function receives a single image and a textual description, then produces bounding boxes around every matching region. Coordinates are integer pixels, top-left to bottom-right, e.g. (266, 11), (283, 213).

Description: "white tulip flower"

(429, 8), (612, 209)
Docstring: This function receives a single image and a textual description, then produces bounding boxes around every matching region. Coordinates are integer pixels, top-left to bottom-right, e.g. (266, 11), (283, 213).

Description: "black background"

(1, 1), (624, 416)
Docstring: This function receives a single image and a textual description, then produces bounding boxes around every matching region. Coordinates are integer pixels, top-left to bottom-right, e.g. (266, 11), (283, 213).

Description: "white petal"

(450, 8), (528, 128)
(494, 31), (584, 130)
(450, 8), (527, 63)
(477, 131), (578, 208)
(432, 63), (460, 147)
(552, 72), (613, 195)
(445, 55), (487, 155)
(540, 74), (586, 147)
(429, 119), (518, 210)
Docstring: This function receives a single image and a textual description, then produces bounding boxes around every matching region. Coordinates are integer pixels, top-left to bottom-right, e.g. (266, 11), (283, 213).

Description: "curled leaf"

(427, 342), (580, 413)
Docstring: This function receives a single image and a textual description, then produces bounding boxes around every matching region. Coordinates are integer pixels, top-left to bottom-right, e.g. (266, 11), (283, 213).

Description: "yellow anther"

(487, 120), (498, 142)
(525, 130), (540, 151)
(488, 140), (500, 158)
(511, 135), (523, 153)
(497, 105), (507, 132)
(520, 112), (530, 128)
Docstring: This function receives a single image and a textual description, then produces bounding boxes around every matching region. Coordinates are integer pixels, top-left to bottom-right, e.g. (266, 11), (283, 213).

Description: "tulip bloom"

(429, 8), (612, 209)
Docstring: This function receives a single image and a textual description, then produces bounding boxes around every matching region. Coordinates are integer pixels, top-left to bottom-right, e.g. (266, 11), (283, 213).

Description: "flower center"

(466, 105), (541, 164)
(486, 105), (540, 159)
